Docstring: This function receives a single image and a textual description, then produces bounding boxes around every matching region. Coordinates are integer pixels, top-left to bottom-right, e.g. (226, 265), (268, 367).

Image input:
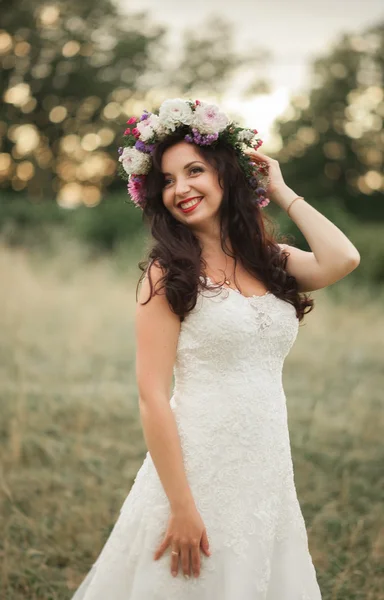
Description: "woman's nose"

(175, 178), (191, 197)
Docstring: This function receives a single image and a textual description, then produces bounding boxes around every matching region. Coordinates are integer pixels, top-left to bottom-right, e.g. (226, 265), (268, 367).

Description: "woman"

(71, 99), (360, 599)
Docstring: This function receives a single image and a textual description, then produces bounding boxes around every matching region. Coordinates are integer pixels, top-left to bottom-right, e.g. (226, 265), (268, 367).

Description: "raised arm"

(246, 148), (361, 293)
(275, 185), (360, 293)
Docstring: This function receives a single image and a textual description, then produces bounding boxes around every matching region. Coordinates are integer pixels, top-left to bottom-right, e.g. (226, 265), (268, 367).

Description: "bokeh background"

(1, 1), (383, 598)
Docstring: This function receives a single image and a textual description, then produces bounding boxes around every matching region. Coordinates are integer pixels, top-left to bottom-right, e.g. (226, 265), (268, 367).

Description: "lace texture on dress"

(73, 276), (321, 600)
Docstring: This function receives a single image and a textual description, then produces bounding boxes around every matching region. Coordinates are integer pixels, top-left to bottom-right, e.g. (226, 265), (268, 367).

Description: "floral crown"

(117, 98), (271, 210)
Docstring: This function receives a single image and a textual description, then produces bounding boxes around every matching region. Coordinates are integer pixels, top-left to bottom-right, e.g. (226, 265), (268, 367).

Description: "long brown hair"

(136, 129), (314, 322)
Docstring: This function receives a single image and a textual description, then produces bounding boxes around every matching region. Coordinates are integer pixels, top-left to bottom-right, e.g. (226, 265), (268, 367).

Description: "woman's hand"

(244, 147), (290, 207)
(153, 503), (211, 579)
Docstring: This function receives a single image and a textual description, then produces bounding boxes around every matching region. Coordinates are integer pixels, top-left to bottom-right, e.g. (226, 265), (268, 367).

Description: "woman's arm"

(135, 262), (195, 512)
(273, 185), (361, 293)
(247, 148), (360, 293)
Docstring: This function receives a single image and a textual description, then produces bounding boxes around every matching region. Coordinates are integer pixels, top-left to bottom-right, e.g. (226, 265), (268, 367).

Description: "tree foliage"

(0, 1), (271, 205)
(273, 21), (384, 220)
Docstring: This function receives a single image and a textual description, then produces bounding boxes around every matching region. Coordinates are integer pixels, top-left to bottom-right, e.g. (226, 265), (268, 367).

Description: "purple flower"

(135, 140), (147, 151)
(134, 140), (155, 153)
(186, 129), (219, 146)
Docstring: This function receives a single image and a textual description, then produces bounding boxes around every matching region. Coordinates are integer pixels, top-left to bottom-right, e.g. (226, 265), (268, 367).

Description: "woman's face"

(161, 141), (224, 227)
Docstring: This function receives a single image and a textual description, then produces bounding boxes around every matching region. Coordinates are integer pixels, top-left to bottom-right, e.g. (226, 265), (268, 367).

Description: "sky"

(122, 0), (383, 151)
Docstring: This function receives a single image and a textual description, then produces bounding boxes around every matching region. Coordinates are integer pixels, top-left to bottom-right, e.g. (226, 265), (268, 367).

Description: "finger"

(252, 148), (269, 157)
(248, 155), (267, 165)
(251, 152), (268, 161)
(180, 545), (191, 578)
(171, 546), (180, 577)
(200, 529), (211, 556)
(191, 544), (201, 578)
(153, 536), (169, 560)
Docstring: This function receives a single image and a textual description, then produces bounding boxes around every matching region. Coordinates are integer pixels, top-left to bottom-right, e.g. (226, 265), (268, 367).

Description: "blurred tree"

(161, 15), (273, 97)
(272, 21), (384, 221)
(0, 1), (271, 206)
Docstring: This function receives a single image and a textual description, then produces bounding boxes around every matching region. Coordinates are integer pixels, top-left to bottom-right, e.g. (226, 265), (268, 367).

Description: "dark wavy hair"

(136, 128), (314, 322)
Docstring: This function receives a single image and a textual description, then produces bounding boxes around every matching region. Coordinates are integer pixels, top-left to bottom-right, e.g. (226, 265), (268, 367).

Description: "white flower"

(156, 122), (170, 140)
(136, 114), (161, 142)
(158, 98), (194, 132)
(118, 147), (151, 175)
(192, 102), (229, 134)
(237, 129), (256, 144)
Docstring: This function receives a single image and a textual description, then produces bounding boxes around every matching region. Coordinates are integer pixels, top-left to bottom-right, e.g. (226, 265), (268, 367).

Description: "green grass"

(0, 241), (383, 599)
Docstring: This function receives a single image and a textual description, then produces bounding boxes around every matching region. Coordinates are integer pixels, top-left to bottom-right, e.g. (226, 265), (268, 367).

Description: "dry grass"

(0, 241), (383, 600)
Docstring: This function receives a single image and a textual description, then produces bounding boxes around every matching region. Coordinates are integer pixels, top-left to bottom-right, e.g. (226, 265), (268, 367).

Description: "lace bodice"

(174, 275), (299, 390)
(166, 277), (303, 558)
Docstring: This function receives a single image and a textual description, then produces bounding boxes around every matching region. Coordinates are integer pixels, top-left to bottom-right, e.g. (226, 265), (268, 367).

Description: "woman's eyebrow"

(162, 161), (204, 176)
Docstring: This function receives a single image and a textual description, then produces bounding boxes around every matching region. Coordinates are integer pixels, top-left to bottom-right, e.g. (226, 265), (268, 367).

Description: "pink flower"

(128, 175), (146, 207)
(258, 197), (270, 208)
(132, 127), (141, 139)
(127, 117), (137, 124)
(124, 128), (131, 135)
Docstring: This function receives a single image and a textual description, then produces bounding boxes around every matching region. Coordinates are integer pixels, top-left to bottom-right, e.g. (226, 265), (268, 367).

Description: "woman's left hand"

(244, 148), (289, 206)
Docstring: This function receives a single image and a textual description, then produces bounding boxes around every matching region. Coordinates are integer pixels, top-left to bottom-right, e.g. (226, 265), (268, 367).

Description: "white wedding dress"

(71, 276), (322, 599)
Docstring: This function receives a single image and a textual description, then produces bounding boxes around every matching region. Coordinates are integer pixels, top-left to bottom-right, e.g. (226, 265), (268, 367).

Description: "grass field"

(0, 241), (383, 600)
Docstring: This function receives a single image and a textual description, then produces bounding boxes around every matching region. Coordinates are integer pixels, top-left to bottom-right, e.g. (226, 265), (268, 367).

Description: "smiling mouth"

(178, 197), (203, 212)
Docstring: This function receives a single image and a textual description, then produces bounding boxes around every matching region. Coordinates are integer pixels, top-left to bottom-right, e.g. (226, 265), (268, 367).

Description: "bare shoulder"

(136, 259), (180, 331)
(137, 260), (166, 304)
(277, 242), (302, 261)
(277, 242), (321, 292)
(135, 260), (181, 401)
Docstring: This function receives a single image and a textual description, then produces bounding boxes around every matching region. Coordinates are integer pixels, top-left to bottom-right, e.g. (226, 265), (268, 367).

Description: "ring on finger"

(171, 550), (179, 556)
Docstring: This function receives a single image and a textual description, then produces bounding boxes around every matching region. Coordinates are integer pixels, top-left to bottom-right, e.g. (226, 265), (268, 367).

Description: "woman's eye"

(163, 167), (203, 187)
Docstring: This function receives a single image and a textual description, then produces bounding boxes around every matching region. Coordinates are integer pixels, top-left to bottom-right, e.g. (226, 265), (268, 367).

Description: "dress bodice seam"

(201, 275), (271, 301)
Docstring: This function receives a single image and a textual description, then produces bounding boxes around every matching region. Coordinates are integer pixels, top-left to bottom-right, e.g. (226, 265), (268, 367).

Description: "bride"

(71, 98), (360, 599)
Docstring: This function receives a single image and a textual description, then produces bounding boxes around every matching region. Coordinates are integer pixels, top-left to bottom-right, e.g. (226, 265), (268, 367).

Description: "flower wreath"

(117, 98), (271, 210)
